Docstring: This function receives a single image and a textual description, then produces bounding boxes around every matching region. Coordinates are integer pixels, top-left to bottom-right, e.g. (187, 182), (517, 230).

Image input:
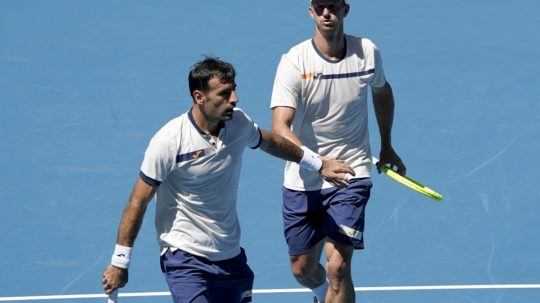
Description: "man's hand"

(320, 159), (355, 187)
(377, 146), (406, 175)
(102, 265), (128, 294)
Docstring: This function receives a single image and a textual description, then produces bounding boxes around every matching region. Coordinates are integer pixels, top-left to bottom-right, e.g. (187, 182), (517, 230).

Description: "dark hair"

(188, 57), (236, 96)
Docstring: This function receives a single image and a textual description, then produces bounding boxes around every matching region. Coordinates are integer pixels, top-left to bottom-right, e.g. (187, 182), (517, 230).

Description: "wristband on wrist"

(299, 146), (323, 172)
(111, 244), (132, 269)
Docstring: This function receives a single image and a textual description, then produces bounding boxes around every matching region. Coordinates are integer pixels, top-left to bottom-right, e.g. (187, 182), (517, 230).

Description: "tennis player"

(270, 1), (406, 302)
(101, 57), (354, 303)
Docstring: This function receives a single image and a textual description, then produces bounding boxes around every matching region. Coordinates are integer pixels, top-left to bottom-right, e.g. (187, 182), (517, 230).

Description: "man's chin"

(222, 113), (234, 120)
(320, 24), (336, 31)
(318, 21), (339, 32)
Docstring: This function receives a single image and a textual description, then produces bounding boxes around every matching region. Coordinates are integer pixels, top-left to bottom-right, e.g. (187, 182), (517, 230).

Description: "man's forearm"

(115, 179), (155, 247)
(373, 82), (395, 148)
(259, 129), (303, 162)
(116, 199), (148, 247)
(272, 124), (303, 146)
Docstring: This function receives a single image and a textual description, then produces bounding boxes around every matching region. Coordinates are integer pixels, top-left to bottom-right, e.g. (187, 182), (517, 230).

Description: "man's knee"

(325, 246), (353, 289)
(290, 255), (317, 279)
(327, 257), (350, 282)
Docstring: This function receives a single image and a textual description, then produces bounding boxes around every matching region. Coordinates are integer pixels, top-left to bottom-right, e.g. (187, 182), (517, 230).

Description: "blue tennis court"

(2, 1), (539, 302)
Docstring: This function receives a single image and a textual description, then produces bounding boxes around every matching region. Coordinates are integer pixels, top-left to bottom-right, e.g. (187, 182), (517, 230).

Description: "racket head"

(372, 156), (443, 201)
(382, 167), (443, 201)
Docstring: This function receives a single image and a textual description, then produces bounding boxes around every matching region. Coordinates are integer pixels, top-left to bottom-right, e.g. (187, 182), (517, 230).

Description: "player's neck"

(313, 29), (346, 60)
(191, 107), (221, 136)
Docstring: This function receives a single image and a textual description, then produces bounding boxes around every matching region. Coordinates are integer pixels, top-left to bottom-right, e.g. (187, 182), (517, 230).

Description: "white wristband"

(111, 244), (132, 269)
(299, 146), (323, 172)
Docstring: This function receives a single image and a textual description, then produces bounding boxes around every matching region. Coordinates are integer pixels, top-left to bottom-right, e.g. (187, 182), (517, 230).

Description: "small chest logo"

(176, 148), (210, 163)
(302, 72), (324, 80)
(192, 149), (205, 159)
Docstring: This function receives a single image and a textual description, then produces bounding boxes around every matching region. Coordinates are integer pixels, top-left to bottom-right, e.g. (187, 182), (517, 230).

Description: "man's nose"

(229, 90), (239, 105)
(322, 7), (331, 16)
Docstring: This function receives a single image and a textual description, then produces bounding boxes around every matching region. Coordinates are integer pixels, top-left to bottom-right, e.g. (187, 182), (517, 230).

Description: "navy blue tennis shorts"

(282, 178), (373, 256)
(160, 248), (254, 303)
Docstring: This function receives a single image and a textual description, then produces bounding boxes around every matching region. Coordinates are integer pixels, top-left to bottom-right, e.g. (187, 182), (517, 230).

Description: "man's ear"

(308, 6), (316, 19)
(192, 90), (206, 105)
(344, 4), (350, 16)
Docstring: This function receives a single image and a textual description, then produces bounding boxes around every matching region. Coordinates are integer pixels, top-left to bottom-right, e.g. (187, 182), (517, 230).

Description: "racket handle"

(107, 290), (118, 303)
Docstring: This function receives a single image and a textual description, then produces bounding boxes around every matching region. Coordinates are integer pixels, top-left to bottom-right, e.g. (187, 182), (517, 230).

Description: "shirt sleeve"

(270, 54), (302, 109)
(233, 108), (262, 149)
(370, 44), (387, 88)
(139, 133), (176, 186)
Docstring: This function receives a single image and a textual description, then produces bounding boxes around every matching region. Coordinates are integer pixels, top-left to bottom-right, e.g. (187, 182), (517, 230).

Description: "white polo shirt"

(270, 35), (387, 191)
(139, 108), (261, 261)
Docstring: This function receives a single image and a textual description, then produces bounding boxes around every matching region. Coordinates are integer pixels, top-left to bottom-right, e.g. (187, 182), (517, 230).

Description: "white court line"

(1, 284), (539, 301)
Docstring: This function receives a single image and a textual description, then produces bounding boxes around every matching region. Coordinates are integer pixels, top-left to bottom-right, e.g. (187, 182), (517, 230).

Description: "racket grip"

(107, 290), (118, 303)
